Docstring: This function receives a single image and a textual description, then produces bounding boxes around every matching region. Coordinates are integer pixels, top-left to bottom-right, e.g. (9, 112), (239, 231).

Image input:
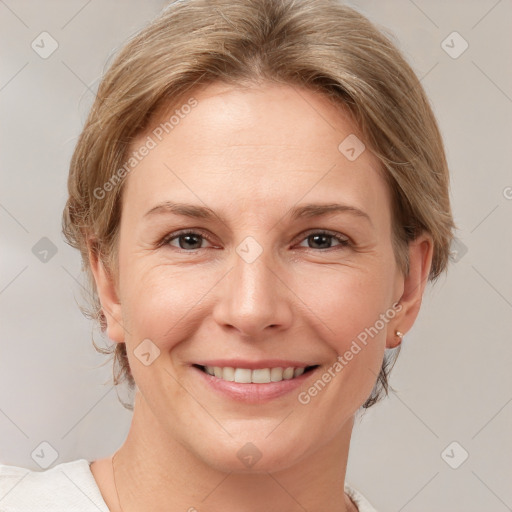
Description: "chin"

(187, 432), (313, 474)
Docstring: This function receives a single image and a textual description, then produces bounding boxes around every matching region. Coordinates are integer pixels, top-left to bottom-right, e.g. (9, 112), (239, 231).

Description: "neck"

(111, 391), (356, 512)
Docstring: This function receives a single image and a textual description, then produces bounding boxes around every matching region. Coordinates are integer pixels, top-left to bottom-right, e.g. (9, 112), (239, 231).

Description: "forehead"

(121, 81), (390, 226)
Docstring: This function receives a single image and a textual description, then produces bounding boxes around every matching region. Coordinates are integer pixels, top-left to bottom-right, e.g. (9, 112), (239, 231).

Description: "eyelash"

(160, 229), (352, 252)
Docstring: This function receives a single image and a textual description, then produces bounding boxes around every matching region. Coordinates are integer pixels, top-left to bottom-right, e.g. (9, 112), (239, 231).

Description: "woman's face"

(98, 81), (411, 472)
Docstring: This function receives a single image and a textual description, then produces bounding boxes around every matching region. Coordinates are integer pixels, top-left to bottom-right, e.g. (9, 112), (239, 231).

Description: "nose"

(212, 246), (294, 339)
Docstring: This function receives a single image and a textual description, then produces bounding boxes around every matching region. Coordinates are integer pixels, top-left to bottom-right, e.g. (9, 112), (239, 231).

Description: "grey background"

(1, 1), (511, 511)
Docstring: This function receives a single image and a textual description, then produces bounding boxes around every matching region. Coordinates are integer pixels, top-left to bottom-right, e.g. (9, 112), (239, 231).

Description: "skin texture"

(88, 81), (433, 512)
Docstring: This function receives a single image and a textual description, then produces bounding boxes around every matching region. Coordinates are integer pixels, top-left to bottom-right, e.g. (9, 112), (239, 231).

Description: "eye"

(160, 229), (351, 252)
(162, 230), (214, 251)
(296, 230), (351, 250)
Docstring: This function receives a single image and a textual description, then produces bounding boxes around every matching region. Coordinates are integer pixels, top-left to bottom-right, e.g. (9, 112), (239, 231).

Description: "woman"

(0, 0), (455, 510)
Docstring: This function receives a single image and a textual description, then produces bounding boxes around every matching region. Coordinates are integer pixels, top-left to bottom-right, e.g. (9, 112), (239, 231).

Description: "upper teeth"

(204, 366), (306, 383)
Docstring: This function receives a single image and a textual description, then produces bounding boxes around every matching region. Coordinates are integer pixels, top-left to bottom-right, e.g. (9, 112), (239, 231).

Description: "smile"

(195, 365), (318, 383)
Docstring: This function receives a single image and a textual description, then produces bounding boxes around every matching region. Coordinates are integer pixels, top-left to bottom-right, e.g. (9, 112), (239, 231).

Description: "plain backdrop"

(1, 1), (511, 511)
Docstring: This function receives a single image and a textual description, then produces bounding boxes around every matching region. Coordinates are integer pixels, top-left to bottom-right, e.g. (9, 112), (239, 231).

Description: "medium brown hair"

(62, 0), (455, 410)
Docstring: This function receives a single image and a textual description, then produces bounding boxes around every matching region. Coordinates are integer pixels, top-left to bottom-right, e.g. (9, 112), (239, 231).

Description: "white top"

(0, 458), (378, 511)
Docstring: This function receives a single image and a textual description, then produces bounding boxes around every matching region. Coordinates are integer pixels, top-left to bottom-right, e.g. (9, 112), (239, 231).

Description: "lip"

(191, 364), (319, 403)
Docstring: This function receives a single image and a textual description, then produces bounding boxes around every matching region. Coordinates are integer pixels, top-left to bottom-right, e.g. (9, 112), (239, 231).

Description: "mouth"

(193, 364), (319, 383)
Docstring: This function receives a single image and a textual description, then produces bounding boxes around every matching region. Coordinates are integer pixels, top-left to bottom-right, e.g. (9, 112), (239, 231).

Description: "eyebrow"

(144, 201), (372, 226)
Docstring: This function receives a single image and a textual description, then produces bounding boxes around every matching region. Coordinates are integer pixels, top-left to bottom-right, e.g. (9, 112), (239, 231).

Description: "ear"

(87, 239), (125, 344)
(387, 232), (434, 348)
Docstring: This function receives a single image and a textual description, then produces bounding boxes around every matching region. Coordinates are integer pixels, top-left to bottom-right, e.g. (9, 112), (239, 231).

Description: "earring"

(395, 330), (404, 344)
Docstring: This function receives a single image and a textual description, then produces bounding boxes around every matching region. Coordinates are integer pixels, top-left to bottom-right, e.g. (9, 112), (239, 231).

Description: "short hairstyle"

(62, 0), (456, 410)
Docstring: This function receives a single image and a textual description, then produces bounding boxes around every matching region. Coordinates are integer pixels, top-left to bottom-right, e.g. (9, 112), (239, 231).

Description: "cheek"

(297, 263), (392, 385)
(119, 264), (205, 400)
(119, 258), (220, 355)
(292, 265), (394, 423)
(303, 263), (391, 335)
(126, 277), (186, 337)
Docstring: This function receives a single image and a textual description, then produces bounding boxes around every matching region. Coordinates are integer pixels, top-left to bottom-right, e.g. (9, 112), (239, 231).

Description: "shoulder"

(344, 482), (379, 512)
(0, 458), (109, 512)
